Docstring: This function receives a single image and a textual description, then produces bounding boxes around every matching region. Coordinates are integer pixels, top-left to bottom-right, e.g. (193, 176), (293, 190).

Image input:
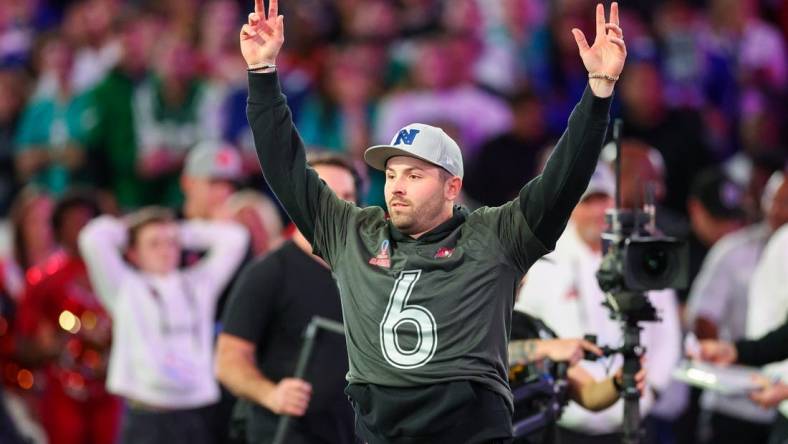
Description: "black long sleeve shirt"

(246, 72), (611, 414)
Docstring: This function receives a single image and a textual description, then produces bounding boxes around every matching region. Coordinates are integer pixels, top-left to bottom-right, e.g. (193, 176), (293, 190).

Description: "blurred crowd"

(0, 0), (786, 443)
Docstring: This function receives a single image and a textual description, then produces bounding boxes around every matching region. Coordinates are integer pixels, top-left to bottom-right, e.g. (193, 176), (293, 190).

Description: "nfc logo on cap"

(393, 129), (420, 146)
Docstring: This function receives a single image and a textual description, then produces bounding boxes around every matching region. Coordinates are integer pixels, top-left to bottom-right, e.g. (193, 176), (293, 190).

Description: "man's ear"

(445, 176), (462, 201)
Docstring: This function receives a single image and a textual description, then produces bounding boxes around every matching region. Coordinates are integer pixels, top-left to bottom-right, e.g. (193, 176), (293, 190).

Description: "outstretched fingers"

(269, 0), (278, 20)
(254, 0), (263, 15)
(610, 2), (620, 27)
(595, 3), (606, 42)
(572, 28), (590, 54)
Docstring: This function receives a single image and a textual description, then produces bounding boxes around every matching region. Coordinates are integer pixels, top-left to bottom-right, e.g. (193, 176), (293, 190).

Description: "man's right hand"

(261, 377), (312, 416)
(240, 0), (284, 67)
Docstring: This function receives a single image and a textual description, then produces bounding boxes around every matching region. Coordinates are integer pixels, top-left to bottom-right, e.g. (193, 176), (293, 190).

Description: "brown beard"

(388, 193), (446, 235)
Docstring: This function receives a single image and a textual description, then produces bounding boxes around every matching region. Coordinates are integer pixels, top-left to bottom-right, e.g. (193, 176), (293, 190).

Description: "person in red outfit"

(16, 190), (121, 444)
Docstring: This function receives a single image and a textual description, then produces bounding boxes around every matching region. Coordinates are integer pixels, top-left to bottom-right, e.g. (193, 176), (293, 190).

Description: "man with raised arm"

(241, 1), (626, 442)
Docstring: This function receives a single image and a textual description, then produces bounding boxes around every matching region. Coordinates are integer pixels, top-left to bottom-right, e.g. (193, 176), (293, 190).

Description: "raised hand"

(240, 0), (284, 67)
(572, 2), (627, 97)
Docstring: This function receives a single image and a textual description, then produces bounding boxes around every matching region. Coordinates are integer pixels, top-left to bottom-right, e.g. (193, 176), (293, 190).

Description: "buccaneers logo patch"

(434, 247), (454, 259)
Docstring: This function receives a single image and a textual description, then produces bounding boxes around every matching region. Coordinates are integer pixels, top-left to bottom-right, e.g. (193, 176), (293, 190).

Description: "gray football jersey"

(313, 199), (548, 409)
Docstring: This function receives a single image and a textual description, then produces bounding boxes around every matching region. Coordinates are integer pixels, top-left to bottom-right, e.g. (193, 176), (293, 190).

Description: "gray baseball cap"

(364, 123), (464, 178)
(184, 140), (243, 181)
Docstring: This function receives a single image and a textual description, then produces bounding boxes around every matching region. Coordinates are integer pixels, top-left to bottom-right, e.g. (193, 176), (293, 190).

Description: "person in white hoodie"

(516, 162), (681, 444)
(78, 206), (248, 444)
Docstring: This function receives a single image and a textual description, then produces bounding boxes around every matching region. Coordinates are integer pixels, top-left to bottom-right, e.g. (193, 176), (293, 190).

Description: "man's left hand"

(572, 2), (627, 98)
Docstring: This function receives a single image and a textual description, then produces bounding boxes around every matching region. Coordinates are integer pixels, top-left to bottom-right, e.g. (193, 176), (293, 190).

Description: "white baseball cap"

(581, 162), (615, 201)
(364, 123), (464, 178)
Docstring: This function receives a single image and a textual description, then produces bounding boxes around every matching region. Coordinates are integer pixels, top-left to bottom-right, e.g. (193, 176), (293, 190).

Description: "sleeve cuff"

(247, 71), (284, 106)
(578, 84), (613, 120)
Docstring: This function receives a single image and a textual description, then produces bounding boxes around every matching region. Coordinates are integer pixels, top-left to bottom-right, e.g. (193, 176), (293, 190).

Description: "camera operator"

(516, 162), (681, 444)
(509, 310), (646, 444)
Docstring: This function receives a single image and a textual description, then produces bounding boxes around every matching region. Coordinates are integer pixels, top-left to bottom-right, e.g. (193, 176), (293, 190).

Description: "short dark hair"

(307, 151), (364, 204)
(52, 189), (102, 241)
(126, 206), (176, 246)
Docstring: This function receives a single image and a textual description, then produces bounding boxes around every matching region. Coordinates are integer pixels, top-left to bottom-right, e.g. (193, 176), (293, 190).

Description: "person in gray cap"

(181, 140), (245, 220)
(180, 140), (250, 443)
(240, 0), (626, 442)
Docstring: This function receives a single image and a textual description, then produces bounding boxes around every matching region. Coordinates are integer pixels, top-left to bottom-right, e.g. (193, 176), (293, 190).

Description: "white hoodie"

(79, 216), (248, 409)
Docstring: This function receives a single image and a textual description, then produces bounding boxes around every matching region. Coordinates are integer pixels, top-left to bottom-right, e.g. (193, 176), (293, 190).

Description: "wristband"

(247, 63), (276, 73)
(588, 72), (619, 82)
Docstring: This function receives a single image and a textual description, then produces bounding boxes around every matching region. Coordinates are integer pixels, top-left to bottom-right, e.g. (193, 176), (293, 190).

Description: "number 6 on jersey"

(379, 270), (437, 369)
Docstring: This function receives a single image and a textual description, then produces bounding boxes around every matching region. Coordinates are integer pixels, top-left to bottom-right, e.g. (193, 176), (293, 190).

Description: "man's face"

(129, 222), (180, 275)
(767, 180), (788, 230)
(571, 194), (614, 247)
(181, 176), (235, 219)
(384, 156), (454, 235)
(313, 164), (357, 203)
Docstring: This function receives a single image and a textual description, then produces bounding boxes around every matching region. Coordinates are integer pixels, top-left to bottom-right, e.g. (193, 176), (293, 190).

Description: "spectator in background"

(375, 32), (511, 161)
(724, 92), (786, 217)
(179, 141), (251, 443)
(219, 190), (284, 258)
(601, 139), (689, 239)
(685, 171), (787, 444)
(62, 0), (122, 94)
(700, 0), (787, 116)
(516, 162), (681, 444)
(180, 140), (244, 222)
(340, 0), (400, 41)
(0, 190), (45, 444)
(686, 168), (747, 282)
(745, 222), (788, 444)
(216, 154), (359, 444)
(653, 1), (706, 109)
(0, 0), (56, 67)
(133, 33), (219, 207)
(0, 68), (29, 216)
(78, 207), (248, 444)
(14, 33), (97, 197)
(15, 189), (120, 444)
(0, 261), (27, 444)
(8, 187), (56, 273)
(297, 41), (383, 159)
(88, 10), (159, 210)
(296, 40), (384, 205)
(464, 88), (550, 207)
(619, 60), (712, 217)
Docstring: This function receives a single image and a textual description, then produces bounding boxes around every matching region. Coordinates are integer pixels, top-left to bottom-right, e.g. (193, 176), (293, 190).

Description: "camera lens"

(642, 246), (669, 277)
